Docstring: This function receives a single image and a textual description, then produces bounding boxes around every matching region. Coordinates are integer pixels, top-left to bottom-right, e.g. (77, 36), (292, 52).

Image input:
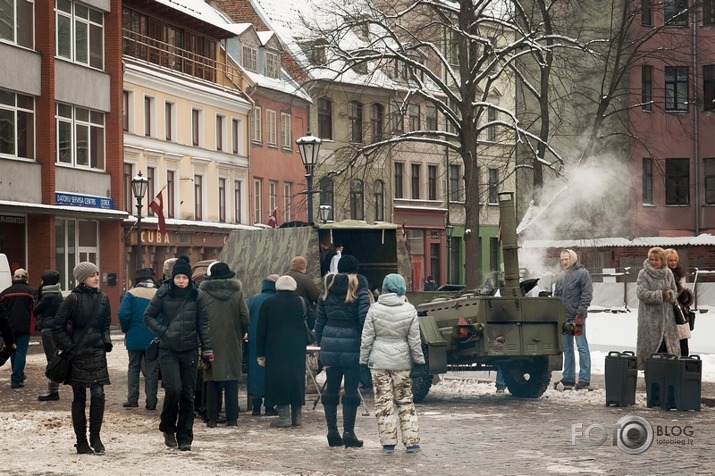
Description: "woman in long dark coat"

(256, 275), (308, 428)
(52, 262), (112, 455)
(247, 274), (279, 416)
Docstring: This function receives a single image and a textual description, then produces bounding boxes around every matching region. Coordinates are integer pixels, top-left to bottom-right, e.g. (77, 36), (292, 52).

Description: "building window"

(194, 174), (203, 220)
(0, 0), (33, 48)
(56, 219), (98, 290)
(253, 179), (262, 224)
(391, 101), (404, 133)
(642, 65), (653, 111)
(167, 170), (175, 218)
(428, 165), (437, 200)
(283, 183), (292, 222)
(350, 179), (364, 220)
(449, 164), (461, 202)
(665, 158), (689, 205)
(664, 0), (688, 26)
(251, 107), (262, 143)
(642, 158), (653, 205)
(232, 118), (241, 154)
(641, 0), (652, 26)
(191, 108), (201, 146)
(165, 102), (175, 141)
(705, 0), (715, 25)
(268, 180), (277, 217)
(704, 65), (715, 111)
(122, 91), (130, 132)
(56, 103), (104, 169)
(318, 98), (333, 140)
(146, 167), (156, 216)
(242, 45), (258, 72)
(144, 96), (153, 137)
(374, 180), (384, 221)
(216, 115), (225, 151)
(371, 103), (384, 142)
(411, 164), (421, 199)
(488, 168), (498, 204)
(348, 101), (363, 143)
(665, 66), (688, 112)
(266, 51), (280, 78)
(311, 44), (326, 65)
(489, 237), (500, 273)
(56, 0), (104, 69)
(281, 112), (292, 149)
(394, 162), (404, 198)
(0, 89), (34, 159)
(234, 180), (243, 223)
(219, 178), (226, 223)
(266, 109), (277, 146)
(486, 108), (497, 141)
(426, 105), (437, 131)
(408, 104), (420, 131)
(123, 164), (133, 213)
(319, 177), (334, 220)
(705, 159), (715, 204)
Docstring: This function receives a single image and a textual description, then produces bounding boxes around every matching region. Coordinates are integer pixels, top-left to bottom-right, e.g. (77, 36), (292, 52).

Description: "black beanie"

(172, 256), (192, 279)
(337, 254), (360, 274)
(41, 270), (61, 286)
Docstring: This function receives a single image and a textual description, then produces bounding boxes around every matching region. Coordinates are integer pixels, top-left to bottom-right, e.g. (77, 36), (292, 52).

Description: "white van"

(0, 253), (11, 292)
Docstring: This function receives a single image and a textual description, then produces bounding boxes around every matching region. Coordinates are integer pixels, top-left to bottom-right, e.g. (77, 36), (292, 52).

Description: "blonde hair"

(663, 248), (679, 262)
(647, 247), (666, 266)
(322, 273), (359, 303)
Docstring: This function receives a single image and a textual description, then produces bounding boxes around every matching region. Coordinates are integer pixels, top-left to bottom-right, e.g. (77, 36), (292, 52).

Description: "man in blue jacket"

(119, 268), (159, 410)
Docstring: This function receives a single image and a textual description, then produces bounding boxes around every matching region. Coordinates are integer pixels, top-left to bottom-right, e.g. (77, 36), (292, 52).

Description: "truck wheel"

(411, 345), (432, 403)
(501, 357), (551, 398)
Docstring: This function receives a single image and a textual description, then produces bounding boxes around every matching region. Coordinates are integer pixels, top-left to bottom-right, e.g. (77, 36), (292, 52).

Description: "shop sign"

(141, 230), (171, 244)
(0, 216), (26, 224)
(56, 192), (113, 210)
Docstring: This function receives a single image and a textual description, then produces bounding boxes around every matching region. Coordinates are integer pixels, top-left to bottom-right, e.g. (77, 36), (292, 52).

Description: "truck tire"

(501, 356), (551, 398)
(411, 345), (432, 403)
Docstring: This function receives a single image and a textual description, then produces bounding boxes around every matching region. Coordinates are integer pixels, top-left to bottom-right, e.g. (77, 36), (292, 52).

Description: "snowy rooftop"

(522, 234), (715, 249)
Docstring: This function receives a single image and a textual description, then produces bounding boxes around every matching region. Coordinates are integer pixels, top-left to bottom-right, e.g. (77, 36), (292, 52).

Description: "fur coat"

(636, 259), (680, 370)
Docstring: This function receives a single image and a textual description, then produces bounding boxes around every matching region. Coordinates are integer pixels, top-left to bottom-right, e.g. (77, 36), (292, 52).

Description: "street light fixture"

(296, 131), (322, 224)
(446, 224), (454, 284)
(319, 204), (332, 224)
(131, 171), (149, 272)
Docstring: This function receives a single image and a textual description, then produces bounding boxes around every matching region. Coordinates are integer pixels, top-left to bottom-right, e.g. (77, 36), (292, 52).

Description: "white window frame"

(216, 114), (226, 151)
(1, 0), (34, 48)
(144, 95), (155, 137)
(266, 109), (277, 146)
(281, 112), (292, 149)
(55, 0), (104, 69)
(232, 118), (241, 154)
(283, 182), (292, 222)
(243, 45), (258, 72)
(266, 51), (280, 78)
(191, 108), (203, 146)
(165, 101), (175, 141)
(0, 89), (35, 160)
(250, 107), (262, 143)
(56, 103), (105, 170)
(253, 179), (262, 224)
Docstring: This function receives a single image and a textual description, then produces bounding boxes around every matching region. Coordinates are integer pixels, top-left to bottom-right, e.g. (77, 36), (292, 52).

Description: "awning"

(0, 200), (129, 220)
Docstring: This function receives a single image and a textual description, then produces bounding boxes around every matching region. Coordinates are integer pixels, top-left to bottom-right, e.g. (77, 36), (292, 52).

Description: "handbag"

(45, 352), (72, 383)
(146, 337), (160, 363)
(673, 303), (688, 326)
(688, 310), (696, 331)
(300, 297), (317, 345)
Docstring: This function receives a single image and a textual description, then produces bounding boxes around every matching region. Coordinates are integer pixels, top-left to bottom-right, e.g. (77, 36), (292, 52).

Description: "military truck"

(411, 192), (574, 402)
(220, 220), (412, 298)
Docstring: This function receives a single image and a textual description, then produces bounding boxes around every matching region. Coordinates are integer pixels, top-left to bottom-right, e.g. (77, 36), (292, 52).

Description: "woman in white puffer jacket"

(359, 273), (425, 454)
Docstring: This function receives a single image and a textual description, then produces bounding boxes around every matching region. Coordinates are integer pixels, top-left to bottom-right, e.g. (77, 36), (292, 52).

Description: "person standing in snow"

(664, 249), (692, 357)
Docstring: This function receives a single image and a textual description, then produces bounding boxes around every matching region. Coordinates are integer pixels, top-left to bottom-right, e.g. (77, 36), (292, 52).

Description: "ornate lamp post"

(296, 132), (322, 224)
(131, 171), (149, 272)
(319, 205), (332, 224)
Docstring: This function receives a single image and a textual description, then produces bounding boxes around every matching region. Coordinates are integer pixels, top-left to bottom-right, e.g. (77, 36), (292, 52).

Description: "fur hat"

(73, 262), (98, 284)
(337, 254), (359, 274)
(41, 270), (61, 286)
(382, 273), (406, 296)
(12, 268), (28, 282)
(135, 268), (156, 282)
(275, 275), (297, 291)
(207, 261), (235, 280)
(171, 256), (192, 279)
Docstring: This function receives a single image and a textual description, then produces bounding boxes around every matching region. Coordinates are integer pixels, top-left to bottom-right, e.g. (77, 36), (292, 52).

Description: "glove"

(257, 356), (266, 367)
(410, 363), (427, 379)
(201, 350), (214, 368)
(663, 289), (672, 301)
(104, 342), (113, 353)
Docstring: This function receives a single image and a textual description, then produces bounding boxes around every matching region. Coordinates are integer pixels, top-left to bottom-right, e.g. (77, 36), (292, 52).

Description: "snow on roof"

(256, 31), (276, 46)
(154, 0), (238, 36)
(221, 22), (254, 36)
(522, 234), (715, 249)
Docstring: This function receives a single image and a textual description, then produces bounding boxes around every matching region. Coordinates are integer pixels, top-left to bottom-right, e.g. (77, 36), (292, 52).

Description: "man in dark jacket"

(0, 301), (17, 367)
(0, 268), (36, 388)
(286, 256), (320, 324)
(34, 270), (64, 400)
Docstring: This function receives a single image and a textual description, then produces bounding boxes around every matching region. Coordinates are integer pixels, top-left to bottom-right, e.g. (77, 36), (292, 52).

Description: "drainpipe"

(693, 10), (700, 235)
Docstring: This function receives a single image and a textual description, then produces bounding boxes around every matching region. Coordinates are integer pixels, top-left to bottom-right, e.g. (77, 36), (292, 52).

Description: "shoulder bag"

(673, 303), (688, 326)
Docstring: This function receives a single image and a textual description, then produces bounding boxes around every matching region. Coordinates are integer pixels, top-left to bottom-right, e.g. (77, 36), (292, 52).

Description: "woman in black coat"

(256, 275), (309, 428)
(52, 262), (112, 455)
(315, 255), (371, 448)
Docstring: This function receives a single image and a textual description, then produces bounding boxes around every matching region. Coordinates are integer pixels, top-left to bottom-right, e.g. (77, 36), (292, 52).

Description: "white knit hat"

(275, 275), (297, 291)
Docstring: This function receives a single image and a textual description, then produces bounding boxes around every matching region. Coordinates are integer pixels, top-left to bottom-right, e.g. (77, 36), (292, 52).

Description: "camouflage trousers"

(370, 369), (420, 447)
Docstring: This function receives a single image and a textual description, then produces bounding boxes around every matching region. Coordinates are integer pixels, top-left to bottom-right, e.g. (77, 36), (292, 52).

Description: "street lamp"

(319, 204), (332, 224)
(296, 131), (322, 224)
(131, 171), (149, 272)
(446, 224), (454, 284)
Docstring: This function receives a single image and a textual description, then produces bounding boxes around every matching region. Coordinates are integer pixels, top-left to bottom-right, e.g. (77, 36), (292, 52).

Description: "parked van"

(0, 253), (11, 292)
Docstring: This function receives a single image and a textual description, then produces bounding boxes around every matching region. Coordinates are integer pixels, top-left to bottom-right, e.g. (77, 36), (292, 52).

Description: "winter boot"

(342, 395), (363, 448)
(251, 398), (262, 416)
(322, 394), (343, 447)
(291, 404), (302, 426)
(270, 404), (292, 428)
(71, 401), (93, 454)
(89, 395), (106, 454)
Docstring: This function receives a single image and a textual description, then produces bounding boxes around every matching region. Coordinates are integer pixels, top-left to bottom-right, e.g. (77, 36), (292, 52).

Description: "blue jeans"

(561, 322), (591, 384)
(10, 333), (31, 386)
(495, 368), (505, 388)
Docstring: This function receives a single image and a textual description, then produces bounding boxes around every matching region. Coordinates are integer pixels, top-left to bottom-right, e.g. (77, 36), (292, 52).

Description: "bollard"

(645, 353), (679, 410)
(675, 355), (701, 412)
(605, 351), (637, 407)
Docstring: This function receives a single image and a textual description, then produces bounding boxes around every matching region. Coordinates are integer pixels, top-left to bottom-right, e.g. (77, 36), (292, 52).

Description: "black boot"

(251, 398), (262, 416)
(71, 401), (93, 454)
(342, 395), (363, 448)
(89, 396), (106, 454)
(322, 394), (343, 447)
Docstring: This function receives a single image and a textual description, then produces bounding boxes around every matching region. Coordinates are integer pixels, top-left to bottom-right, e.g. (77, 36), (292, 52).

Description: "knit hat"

(12, 268), (28, 281)
(382, 273), (406, 296)
(135, 268), (156, 282)
(206, 261), (235, 280)
(275, 275), (297, 291)
(41, 270), (61, 286)
(73, 262), (99, 284)
(171, 256), (192, 279)
(337, 254), (359, 274)
(162, 258), (178, 279)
